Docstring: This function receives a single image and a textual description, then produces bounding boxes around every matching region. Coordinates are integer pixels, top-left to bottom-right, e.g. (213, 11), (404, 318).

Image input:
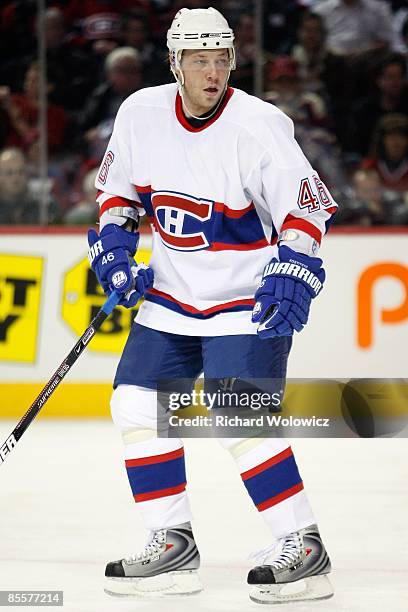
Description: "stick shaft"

(0, 292), (120, 465)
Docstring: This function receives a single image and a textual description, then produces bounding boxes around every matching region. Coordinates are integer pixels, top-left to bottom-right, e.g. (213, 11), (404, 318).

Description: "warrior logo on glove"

(262, 260), (323, 297)
(88, 240), (104, 263)
(252, 245), (325, 339)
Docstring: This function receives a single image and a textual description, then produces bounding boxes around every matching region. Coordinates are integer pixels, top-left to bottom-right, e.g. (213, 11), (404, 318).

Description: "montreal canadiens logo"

(152, 191), (213, 251)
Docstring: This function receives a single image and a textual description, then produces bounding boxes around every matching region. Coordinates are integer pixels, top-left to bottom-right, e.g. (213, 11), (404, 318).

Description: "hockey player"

(88, 7), (336, 604)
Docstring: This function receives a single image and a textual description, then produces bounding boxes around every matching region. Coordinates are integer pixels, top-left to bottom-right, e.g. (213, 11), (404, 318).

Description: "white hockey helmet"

(167, 7), (236, 82)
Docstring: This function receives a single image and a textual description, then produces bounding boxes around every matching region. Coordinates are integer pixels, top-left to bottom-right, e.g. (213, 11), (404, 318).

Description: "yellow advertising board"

(62, 247), (152, 353)
(0, 231), (407, 419)
(0, 253), (43, 363)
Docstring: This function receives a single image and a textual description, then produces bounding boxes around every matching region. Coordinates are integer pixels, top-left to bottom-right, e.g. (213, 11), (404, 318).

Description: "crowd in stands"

(0, 0), (407, 226)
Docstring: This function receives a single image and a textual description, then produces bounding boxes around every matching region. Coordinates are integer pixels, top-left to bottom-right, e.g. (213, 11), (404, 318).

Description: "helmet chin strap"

(178, 69), (231, 121)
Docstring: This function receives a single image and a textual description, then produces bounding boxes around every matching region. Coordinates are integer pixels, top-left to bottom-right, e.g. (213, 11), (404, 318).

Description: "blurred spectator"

(313, 0), (396, 110)
(80, 11), (121, 46)
(0, 1), (36, 66)
(313, 0), (394, 57)
(121, 10), (169, 85)
(262, 0), (304, 55)
(220, 1), (253, 25)
(335, 167), (408, 224)
(62, 0), (159, 43)
(0, 147), (59, 224)
(0, 8), (96, 111)
(229, 13), (257, 93)
(0, 62), (67, 154)
(264, 56), (347, 192)
(346, 53), (408, 157)
(64, 167), (99, 225)
(362, 114), (408, 192)
(291, 12), (348, 98)
(80, 12), (122, 80)
(392, 7), (408, 55)
(264, 57), (328, 127)
(21, 137), (82, 214)
(60, 3), (153, 86)
(79, 47), (143, 159)
(291, 11), (350, 143)
(401, 15), (408, 58)
(39, 8), (96, 111)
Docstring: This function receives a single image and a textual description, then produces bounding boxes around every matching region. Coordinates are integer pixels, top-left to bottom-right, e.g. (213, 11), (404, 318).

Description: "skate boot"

(247, 524), (333, 604)
(104, 521), (202, 598)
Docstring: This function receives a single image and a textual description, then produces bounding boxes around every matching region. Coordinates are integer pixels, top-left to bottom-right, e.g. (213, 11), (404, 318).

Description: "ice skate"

(104, 521), (202, 598)
(247, 524), (333, 604)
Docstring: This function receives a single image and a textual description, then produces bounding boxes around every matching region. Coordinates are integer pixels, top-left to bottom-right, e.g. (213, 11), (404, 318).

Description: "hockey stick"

(0, 291), (121, 467)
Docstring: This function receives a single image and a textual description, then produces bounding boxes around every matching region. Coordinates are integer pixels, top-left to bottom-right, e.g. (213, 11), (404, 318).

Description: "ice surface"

(0, 421), (407, 611)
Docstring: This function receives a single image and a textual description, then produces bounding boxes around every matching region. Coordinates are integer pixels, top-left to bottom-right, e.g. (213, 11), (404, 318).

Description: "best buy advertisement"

(0, 253), (43, 362)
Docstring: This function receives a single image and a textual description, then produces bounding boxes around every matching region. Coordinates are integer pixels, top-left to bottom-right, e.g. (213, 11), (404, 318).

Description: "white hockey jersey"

(95, 83), (337, 336)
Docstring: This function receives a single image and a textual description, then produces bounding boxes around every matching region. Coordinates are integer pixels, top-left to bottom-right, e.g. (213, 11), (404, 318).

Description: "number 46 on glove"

(88, 224), (154, 308)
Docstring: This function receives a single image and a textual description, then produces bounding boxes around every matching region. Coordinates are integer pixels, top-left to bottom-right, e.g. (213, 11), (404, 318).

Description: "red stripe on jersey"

(241, 447), (293, 481)
(134, 483), (186, 502)
(257, 482), (304, 511)
(324, 206), (338, 214)
(281, 216), (322, 244)
(97, 194), (137, 206)
(125, 447), (184, 468)
(214, 201), (255, 218)
(148, 288), (254, 315)
(153, 194), (212, 219)
(99, 196), (140, 217)
(175, 87), (234, 133)
(208, 239), (269, 251)
(135, 184), (152, 193)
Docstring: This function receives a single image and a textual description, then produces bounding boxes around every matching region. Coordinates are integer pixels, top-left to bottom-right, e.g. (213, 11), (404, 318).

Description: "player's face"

(180, 49), (230, 116)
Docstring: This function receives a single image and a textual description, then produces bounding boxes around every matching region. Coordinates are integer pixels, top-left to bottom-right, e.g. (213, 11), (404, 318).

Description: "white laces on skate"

(125, 529), (167, 564)
(250, 531), (304, 569)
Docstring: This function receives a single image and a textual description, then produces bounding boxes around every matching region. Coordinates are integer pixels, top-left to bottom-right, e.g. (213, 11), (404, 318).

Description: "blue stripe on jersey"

(145, 291), (254, 319)
(325, 213), (336, 234)
(211, 208), (266, 245)
(271, 224), (278, 244)
(137, 190), (154, 217)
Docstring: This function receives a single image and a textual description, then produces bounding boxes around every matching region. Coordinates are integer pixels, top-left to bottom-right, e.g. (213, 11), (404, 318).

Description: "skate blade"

(249, 574), (334, 604)
(104, 569), (203, 598)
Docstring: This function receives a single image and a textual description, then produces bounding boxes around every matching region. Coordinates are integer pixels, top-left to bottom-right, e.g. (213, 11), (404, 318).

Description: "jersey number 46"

(297, 175), (332, 213)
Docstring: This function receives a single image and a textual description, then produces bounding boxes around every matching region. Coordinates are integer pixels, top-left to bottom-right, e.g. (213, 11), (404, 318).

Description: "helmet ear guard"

(169, 48), (186, 86)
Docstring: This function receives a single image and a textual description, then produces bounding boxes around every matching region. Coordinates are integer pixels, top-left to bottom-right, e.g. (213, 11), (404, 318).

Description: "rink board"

(0, 227), (407, 417)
